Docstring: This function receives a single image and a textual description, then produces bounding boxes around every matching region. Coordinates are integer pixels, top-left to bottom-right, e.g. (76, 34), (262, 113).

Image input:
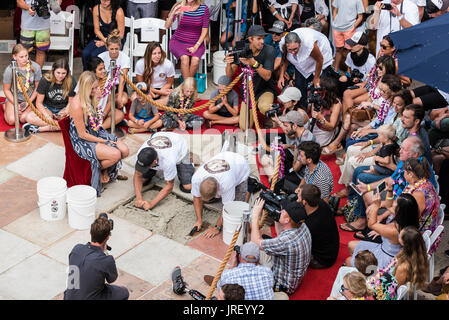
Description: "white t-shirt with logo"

(191, 152), (250, 204)
(98, 51), (131, 86)
(376, 0), (419, 55)
(134, 58), (175, 89)
(136, 132), (189, 181)
(279, 28), (333, 79)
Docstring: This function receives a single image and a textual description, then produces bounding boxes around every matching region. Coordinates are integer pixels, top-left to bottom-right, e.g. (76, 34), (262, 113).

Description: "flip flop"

(339, 223), (365, 232)
(353, 228), (383, 244)
(322, 143), (342, 156)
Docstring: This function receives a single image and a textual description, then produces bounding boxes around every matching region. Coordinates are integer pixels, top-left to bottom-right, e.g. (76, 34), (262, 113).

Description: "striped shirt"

(172, 4), (209, 46)
(261, 224), (312, 295)
(217, 263), (274, 300)
(303, 160), (334, 200)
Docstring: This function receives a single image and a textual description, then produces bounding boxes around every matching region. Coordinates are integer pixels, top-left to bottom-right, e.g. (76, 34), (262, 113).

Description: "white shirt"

(134, 58), (175, 89)
(345, 53), (376, 81)
(279, 28), (333, 79)
(129, 0), (157, 3)
(409, 0), (426, 6)
(191, 152), (250, 204)
(98, 51), (131, 86)
(136, 132), (189, 181)
(376, 0), (419, 55)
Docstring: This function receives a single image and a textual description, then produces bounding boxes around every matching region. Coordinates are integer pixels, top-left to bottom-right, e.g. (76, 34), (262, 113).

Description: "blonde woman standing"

(69, 71), (129, 195)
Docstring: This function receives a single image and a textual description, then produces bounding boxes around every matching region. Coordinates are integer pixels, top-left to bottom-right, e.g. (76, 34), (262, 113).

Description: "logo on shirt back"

(147, 136), (172, 149)
(204, 159), (230, 174)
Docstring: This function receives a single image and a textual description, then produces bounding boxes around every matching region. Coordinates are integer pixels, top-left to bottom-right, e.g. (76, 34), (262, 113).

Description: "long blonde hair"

(44, 58), (73, 100)
(77, 71), (99, 125)
(344, 272), (374, 299)
(12, 43), (35, 72)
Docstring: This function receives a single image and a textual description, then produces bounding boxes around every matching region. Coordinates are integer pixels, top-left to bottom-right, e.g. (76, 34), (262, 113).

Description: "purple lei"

(377, 98), (391, 123)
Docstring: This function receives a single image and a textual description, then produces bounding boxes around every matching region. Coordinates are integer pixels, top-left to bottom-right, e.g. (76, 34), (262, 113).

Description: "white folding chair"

(122, 17), (133, 79)
(424, 225), (446, 281)
(438, 204), (446, 225)
(397, 282), (410, 300)
(43, 11), (75, 74)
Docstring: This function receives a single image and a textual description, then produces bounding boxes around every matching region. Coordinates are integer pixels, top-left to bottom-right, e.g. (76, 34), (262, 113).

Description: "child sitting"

(365, 124), (399, 176)
(127, 82), (162, 134)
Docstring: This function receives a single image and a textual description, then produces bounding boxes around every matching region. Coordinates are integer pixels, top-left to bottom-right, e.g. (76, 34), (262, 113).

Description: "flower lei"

(177, 93), (190, 119)
(88, 104), (104, 131)
(18, 62), (32, 93)
(242, 67), (254, 109)
(101, 65), (121, 98)
(270, 140), (285, 179)
(376, 98), (392, 123)
(402, 178), (427, 195)
(368, 257), (398, 300)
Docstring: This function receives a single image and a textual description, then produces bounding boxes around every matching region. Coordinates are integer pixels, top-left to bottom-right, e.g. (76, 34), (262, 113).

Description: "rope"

(17, 76), (60, 128)
(122, 71), (243, 114)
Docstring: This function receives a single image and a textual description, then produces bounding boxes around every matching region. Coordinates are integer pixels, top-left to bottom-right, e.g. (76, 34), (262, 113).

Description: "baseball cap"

(280, 200), (307, 224)
(135, 147), (157, 174)
(217, 75), (231, 86)
(247, 25), (267, 37)
(278, 87), (302, 103)
(278, 110), (306, 126)
(136, 82), (149, 94)
(240, 242), (260, 263)
(268, 20), (286, 34)
(429, 0), (449, 11)
(345, 31), (369, 47)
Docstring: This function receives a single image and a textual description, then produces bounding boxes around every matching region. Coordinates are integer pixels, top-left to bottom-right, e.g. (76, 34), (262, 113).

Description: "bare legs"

(180, 55), (201, 80)
(95, 139), (129, 183)
(203, 110), (239, 126)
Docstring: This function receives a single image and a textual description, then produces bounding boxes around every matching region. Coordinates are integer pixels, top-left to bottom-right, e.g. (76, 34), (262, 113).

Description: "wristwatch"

(252, 61), (260, 69)
(214, 225), (222, 232)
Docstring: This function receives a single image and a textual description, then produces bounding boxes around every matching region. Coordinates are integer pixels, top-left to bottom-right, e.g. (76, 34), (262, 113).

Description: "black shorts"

(413, 85), (448, 111)
(159, 0), (176, 11)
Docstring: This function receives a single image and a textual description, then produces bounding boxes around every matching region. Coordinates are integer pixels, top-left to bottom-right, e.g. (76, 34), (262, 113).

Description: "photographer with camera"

(64, 214), (129, 300)
(225, 25), (277, 131)
(251, 197), (312, 295)
(17, 0), (62, 68)
(278, 28), (333, 110)
(296, 184), (340, 269)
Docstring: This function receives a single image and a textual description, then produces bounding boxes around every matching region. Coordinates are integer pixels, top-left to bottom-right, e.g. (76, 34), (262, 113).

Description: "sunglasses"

(339, 285), (349, 299)
(381, 45), (390, 50)
(272, 32), (283, 36)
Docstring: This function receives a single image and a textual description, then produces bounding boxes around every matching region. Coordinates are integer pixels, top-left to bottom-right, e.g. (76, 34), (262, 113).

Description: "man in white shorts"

(134, 131), (194, 210)
(191, 151), (250, 238)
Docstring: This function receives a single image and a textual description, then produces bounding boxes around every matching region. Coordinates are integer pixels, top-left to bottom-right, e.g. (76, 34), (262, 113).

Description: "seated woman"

(309, 76), (342, 147)
(268, 0), (300, 31)
(334, 90), (412, 198)
(322, 55), (397, 155)
(327, 271), (374, 300)
(165, 0), (209, 80)
(134, 42), (175, 106)
(161, 77), (204, 130)
(82, 0), (125, 71)
(299, 0), (330, 35)
(2, 44), (41, 126)
(364, 124), (399, 176)
(203, 75), (239, 127)
(69, 71), (129, 195)
(345, 192), (420, 269)
(29, 59), (77, 133)
(127, 82), (162, 134)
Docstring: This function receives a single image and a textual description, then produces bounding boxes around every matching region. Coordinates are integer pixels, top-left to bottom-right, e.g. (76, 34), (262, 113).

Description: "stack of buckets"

(37, 177), (97, 230)
(222, 201), (249, 246)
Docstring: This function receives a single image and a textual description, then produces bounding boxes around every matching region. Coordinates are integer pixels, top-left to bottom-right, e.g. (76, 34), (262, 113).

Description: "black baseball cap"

(135, 147), (157, 174)
(280, 200), (307, 224)
(345, 31), (369, 47)
(247, 25), (267, 37)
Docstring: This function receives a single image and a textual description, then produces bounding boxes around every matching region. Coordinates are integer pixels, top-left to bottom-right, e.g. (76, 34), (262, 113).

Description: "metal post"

(4, 60), (31, 143)
(242, 207), (252, 244)
(107, 60), (125, 138)
(234, 0), (242, 42)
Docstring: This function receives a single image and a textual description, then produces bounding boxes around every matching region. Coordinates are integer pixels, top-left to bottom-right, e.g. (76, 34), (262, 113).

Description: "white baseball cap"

(277, 87), (302, 103)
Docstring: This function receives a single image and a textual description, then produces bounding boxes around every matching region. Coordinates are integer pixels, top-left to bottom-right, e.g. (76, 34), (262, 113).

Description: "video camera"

(265, 103), (283, 118)
(307, 86), (326, 131)
(31, 0), (61, 19)
(172, 267), (215, 300)
(230, 40), (253, 64)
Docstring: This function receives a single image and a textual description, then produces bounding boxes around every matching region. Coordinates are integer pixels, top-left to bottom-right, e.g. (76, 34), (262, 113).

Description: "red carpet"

(0, 98), (14, 132)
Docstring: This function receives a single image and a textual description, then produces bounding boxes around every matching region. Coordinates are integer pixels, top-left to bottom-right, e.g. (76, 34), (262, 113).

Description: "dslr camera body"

(307, 86), (326, 112)
(265, 103), (283, 118)
(230, 40), (253, 64)
(30, 0), (61, 19)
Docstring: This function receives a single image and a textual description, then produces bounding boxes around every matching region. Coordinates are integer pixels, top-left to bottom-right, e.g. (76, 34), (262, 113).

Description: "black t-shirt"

(37, 77), (77, 110)
(304, 199), (340, 267)
(375, 142), (398, 166)
(242, 44), (277, 100)
(300, 0), (316, 22)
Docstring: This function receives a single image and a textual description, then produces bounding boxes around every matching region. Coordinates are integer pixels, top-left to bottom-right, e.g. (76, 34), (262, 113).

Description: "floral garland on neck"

(242, 67), (254, 109)
(376, 98), (392, 123)
(18, 62), (32, 93)
(270, 140), (285, 179)
(87, 103), (104, 131)
(177, 93), (190, 119)
(101, 65), (121, 98)
(403, 178), (427, 194)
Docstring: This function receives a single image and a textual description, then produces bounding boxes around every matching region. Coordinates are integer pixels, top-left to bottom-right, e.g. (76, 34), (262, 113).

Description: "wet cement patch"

(112, 187), (221, 245)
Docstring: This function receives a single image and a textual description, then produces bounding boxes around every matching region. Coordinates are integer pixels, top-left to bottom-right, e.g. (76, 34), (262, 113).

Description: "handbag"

(342, 197), (358, 223)
(350, 108), (375, 122)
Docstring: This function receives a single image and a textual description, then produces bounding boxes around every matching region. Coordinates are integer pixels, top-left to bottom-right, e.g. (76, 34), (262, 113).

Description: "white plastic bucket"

(213, 51), (227, 85)
(37, 177), (67, 221)
(66, 185), (97, 230)
(222, 201), (250, 245)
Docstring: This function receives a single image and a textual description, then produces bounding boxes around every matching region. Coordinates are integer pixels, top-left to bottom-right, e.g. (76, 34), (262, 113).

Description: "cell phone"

(350, 182), (363, 196)
(377, 181), (387, 194)
(381, 3), (393, 10)
(179, 6), (192, 12)
(347, 86), (360, 90)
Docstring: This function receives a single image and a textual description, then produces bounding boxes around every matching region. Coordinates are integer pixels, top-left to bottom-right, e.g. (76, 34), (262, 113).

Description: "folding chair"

(43, 10), (75, 74)
(131, 17), (168, 63)
(397, 282), (410, 300)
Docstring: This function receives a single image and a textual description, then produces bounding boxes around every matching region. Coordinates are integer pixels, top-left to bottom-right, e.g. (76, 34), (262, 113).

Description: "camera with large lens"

(230, 40), (253, 64)
(265, 103), (283, 118)
(31, 0), (50, 19)
(349, 69), (364, 83)
(99, 213), (114, 230)
(307, 86), (324, 111)
(259, 189), (298, 222)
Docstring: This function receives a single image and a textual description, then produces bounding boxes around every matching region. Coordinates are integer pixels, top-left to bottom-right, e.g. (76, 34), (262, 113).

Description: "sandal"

(339, 223), (365, 232)
(353, 228), (383, 244)
(322, 143), (342, 156)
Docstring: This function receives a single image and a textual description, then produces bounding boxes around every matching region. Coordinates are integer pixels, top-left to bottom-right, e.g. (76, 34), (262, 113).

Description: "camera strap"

(389, 1), (404, 33)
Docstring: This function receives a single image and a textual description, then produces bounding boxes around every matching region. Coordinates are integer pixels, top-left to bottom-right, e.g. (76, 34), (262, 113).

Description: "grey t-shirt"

(285, 129), (316, 156)
(129, 99), (159, 119)
(21, 0), (51, 31)
(3, 61), (42, 102)
(210, 89), (239, 117)
(332, 0), (365, 32)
